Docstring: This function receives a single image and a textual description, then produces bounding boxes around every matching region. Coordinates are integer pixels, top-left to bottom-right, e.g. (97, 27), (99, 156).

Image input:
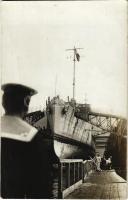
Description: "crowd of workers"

(90, 154), (112, 172)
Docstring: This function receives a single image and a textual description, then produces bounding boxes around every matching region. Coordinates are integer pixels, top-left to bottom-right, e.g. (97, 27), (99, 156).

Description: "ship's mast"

(66, 46), (83, 99)
(73, 48), (76, 99)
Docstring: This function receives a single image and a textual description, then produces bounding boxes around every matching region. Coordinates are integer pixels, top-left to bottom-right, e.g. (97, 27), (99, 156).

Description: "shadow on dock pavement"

(66, 170), (127, 199)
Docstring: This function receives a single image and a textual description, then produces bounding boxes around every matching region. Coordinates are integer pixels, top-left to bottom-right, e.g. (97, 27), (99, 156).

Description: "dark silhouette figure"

(1, 83), (53, 198)
(101, 156), (107, 170)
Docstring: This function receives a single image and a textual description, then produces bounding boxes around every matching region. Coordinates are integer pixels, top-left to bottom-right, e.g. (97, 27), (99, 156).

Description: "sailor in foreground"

(1, 83), (52, 198)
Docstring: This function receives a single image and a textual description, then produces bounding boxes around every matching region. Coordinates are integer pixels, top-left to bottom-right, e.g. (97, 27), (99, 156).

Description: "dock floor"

(66, 170), (127, 199)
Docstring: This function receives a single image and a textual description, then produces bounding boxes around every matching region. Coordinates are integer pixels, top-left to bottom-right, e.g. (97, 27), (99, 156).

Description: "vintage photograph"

(1, 1), (127, 199)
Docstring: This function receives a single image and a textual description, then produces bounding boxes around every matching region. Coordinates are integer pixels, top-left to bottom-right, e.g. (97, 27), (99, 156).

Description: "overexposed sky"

(1, 1), (127, 117)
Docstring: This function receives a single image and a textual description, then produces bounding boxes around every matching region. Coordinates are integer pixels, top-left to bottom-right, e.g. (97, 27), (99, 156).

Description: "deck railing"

(58, 159), (94, 198)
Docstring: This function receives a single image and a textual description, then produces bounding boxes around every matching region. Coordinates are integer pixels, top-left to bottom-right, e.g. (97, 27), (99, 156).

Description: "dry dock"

(65, 170), (127, 199)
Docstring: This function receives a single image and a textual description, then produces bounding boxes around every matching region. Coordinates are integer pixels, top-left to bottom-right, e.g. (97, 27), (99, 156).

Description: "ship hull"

(46, 97), (96, 159)
(26, 97), (97, 160)
(53, 129), (95, 159)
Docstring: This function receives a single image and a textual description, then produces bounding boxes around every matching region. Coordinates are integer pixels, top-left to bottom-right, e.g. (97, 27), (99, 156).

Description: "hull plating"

(47, 97), (96, 159)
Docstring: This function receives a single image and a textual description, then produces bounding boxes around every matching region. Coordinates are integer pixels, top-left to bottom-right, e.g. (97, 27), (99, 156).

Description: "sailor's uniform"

(1, 115), (37, 142)
(1, 115), (52, 199)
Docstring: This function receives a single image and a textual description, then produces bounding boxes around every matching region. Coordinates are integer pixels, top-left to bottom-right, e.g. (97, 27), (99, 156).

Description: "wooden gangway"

(65, 170), (127, 199)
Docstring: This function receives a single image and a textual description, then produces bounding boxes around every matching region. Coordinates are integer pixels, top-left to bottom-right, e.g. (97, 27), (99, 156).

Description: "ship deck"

(65, 170), (127, 199)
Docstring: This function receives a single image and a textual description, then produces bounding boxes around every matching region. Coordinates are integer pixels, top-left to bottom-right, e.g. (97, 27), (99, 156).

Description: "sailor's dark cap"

(1, 83), (38, 96)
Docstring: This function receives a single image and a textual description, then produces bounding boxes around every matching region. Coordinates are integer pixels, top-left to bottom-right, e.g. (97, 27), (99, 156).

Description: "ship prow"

(45, 96), (96, 159)
(24, 96), (97, 160)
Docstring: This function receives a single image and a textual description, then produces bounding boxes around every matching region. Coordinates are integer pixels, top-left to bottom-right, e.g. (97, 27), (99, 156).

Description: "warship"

(24, 47), (126, 170)
(25, 96), (98, 160)
(25, 47), (101, 160)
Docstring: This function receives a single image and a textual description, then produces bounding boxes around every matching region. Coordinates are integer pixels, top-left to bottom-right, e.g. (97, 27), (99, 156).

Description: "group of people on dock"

(90, 153), (112, 172)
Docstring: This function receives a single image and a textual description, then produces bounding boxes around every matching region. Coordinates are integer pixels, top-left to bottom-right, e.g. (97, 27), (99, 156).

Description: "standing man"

(95, 153), (102, 172)
(106, 156), (112, 170)
(1, 83), (52, 198)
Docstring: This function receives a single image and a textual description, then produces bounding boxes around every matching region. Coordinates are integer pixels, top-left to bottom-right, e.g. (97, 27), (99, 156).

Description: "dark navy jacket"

(1, 115), (52, 199)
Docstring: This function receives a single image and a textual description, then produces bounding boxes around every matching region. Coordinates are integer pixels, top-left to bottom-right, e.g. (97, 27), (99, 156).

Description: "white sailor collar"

(1, 115), (37, 142)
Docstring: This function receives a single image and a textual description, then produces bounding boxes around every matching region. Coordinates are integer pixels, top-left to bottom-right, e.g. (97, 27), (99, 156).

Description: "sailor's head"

(1, 83), (37, 117)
